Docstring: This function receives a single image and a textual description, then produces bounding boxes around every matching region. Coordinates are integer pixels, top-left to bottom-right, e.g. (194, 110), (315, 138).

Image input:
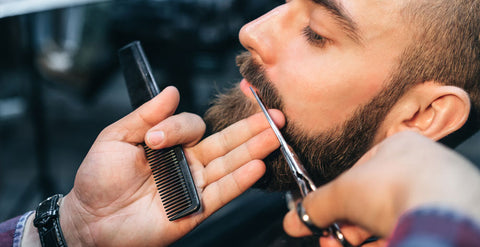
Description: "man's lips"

(240, 78), (257, 99)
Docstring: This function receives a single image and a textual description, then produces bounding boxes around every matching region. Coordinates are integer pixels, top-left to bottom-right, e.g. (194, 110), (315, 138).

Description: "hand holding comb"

(118, 41), (201, 221)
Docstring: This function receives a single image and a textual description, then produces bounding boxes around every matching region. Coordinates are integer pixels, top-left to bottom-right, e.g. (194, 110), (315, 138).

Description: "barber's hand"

(59, 86), (285, 246)
(283, 131), (480, 246)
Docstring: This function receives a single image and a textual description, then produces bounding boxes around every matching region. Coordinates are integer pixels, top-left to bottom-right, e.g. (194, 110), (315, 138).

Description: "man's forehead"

(311, 0), (351, 23)
(312, 0), (408, 43)
(310, 0), (406, 23)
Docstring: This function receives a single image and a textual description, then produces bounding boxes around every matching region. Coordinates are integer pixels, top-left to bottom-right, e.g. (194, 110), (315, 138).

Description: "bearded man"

(204, 0), (480, 245)
(206, 0), (479, 195)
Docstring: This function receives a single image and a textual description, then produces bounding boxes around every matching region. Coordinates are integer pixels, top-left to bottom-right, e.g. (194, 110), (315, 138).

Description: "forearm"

(389, 207), (480, 247)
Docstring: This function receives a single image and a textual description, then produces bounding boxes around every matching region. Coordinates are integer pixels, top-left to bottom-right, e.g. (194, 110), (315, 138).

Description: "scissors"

(250, 87), (377, 247)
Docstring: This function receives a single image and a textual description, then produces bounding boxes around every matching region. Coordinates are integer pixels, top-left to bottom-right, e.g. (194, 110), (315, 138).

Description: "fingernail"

(148, 131), (165, 146)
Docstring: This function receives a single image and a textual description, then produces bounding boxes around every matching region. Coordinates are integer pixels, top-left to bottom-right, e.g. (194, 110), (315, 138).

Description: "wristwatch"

(33, 194), (68, 247)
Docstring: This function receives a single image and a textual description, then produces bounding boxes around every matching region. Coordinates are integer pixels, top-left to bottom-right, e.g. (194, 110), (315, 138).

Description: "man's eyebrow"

(311, 0), (362, 44)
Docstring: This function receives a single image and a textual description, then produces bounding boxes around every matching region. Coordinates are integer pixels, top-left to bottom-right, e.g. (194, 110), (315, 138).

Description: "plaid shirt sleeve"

(389, 207), (480, 247)
(0, 211), (34, 247)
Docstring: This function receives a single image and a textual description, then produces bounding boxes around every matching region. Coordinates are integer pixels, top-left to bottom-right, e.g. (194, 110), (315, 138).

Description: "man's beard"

(204, 52), (399, 192)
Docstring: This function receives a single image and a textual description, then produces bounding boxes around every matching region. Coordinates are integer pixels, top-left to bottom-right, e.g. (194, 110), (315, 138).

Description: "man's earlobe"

(384, 83), (471, 141)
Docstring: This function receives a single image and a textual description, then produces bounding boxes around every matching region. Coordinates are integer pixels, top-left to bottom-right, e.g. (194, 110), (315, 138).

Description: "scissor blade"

(250, 87), (317, 195)
(249, 87), (288, 146)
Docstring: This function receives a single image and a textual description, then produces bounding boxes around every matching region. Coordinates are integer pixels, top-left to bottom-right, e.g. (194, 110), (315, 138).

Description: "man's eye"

(303, 26), (327, 47)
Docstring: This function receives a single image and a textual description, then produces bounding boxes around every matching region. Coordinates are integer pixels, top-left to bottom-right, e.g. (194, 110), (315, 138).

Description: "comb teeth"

(144, 145), (201, 221)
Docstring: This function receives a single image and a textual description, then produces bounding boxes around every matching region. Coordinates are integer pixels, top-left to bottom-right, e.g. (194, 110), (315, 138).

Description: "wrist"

(33, 194), (69, 247)
(21, 213), (42, 247)
(59, 193), (95, 247)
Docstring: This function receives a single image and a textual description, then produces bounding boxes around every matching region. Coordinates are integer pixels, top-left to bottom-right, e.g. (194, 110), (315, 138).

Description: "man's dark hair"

(385, 0), (480, 147)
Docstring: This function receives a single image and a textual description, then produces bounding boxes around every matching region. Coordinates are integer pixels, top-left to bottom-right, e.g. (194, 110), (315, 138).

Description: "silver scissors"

(250, 87), (376, 247)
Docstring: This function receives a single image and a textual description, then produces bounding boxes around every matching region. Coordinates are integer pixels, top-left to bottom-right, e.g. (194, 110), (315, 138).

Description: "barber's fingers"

(282, 169), (383, 236)
(100, 86), (180, 143)
(282, 212), (376, 247)
(283, 188), (383, 247)
(283, 210), (382, 247)
(202, 126), (280, 185)
(321, 224), (385, 247)
(283, 184), (340, 237)
(145, 112), (206, 149)
(319, 234), (386, 247)
(194, 109), (285, 164)
(283, 208), (313, 237)
(200, 160), (266, 219)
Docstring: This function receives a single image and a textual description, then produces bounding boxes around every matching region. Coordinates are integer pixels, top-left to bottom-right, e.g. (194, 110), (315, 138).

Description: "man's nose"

(239, 4), (291, 65)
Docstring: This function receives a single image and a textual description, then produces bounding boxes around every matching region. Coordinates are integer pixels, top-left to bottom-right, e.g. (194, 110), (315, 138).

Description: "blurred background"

(0, 0), (479, 246)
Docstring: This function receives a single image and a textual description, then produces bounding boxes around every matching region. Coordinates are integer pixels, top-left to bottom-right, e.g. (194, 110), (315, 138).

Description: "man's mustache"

(236, 52), (284, 111)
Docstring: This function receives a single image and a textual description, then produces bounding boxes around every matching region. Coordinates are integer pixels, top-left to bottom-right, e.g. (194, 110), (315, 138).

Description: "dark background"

(0, 1), (479, 246)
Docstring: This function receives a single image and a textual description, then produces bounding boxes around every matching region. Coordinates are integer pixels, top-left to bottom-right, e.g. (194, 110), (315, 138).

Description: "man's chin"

(252, 176), (301, 194)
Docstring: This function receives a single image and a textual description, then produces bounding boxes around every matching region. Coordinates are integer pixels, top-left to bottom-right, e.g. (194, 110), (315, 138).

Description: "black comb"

(118, 41), (201, 221)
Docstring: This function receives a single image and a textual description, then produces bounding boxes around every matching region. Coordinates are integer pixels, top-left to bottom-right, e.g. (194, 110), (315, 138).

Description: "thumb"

(100, 86), (180, 143)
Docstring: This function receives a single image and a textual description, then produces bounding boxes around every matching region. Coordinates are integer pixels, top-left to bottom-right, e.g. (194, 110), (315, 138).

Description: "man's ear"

(382, 82), (471, 141)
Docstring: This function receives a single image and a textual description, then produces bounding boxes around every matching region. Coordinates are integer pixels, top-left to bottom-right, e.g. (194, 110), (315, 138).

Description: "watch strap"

(33, 194), (68, 247)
